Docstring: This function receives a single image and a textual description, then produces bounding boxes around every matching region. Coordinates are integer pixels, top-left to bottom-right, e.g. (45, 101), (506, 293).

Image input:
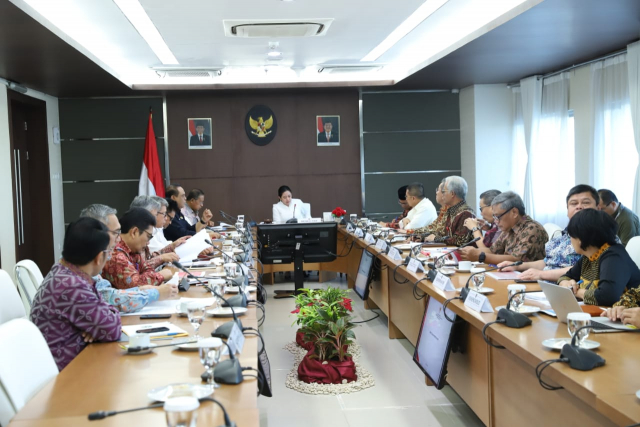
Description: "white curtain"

(591, 54), (639, 207)
(627, 41), (640, 211)
(519, 76), (542, 216)
(510, 88), (527, 196)
(529, 73), (574, 227)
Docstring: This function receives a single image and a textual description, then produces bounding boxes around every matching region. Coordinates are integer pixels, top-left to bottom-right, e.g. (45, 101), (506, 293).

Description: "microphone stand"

(459, 261), (523, 302)
(495, 289), (537, 328)
(172, 261), (243, 340)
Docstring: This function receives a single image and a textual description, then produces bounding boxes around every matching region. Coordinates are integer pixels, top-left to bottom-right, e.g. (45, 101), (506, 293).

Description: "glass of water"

(186, 302), (206, 339)
(198, 338), (222, 389)
(507, 284), (527, 312)
(164, 396), (199, 427)
(470, 268), (485, 290)
(567, 312), (591, 346)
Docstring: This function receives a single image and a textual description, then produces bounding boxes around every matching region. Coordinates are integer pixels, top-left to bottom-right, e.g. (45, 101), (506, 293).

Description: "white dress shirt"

(149, 227), (171, 253)
(402, 197), (437, 230)
(272, 199), (310, 223)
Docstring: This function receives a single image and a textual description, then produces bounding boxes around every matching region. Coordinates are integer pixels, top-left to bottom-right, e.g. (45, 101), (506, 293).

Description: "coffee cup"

(458, 261), (472, 271)
(129, 333), (150, 348)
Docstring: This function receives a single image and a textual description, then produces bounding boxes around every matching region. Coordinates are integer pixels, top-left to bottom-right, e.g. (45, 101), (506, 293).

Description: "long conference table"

(263, 226), (640, 427)
(8, 264), (261, 427)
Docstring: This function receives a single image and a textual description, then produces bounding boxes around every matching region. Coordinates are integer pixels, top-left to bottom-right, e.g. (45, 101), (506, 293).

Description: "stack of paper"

(486, 271), (521, 280)
(175, 229), (210, 262)
(121, 322), (189, 340)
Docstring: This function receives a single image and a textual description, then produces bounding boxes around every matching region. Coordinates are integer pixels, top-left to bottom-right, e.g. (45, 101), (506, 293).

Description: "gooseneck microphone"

(427, 237), (481, 270)
(495, 289), (537, 328)
(211, 340), (243, 385)
(171, 261), (243, 340)
(286, 204), (298, 223)
(459, 261), (523, 302)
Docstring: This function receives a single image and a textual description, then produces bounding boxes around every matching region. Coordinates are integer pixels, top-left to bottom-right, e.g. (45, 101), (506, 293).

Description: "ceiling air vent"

(153, 68), (222, 78)
(223, 19), (333, 38)
(317, 65), (383, 74)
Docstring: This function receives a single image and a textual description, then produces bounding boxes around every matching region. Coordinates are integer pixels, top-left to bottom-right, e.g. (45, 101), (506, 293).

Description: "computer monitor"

(257, 222), (337, 264)
(354, 249), (375, 301)
(413, 297), (458, 389)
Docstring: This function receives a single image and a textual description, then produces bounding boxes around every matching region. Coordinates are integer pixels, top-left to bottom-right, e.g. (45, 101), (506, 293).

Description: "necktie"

(199, 136), (202, 143)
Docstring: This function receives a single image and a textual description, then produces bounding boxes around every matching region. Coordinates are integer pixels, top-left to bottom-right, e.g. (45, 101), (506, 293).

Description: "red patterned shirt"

(103, 240), (165, 289)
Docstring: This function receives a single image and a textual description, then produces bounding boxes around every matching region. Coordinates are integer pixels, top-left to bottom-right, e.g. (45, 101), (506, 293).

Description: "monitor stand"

(274, 237), (306, 299)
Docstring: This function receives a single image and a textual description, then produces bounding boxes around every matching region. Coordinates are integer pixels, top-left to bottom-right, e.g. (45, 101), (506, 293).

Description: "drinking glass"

(199, 344), (222, 389)
(567, 312), (591, 346)
(470, 268), (485, 290)
(507, 284), (526, 312)
(186, 302), (205, 339)
(164, 396), (199, 427)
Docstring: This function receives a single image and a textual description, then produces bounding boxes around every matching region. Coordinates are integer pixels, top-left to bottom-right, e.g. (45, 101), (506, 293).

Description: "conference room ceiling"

(0, 0), (639, 97)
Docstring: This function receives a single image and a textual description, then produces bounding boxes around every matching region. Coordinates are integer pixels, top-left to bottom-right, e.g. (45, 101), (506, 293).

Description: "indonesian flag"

(188, 119), (196, 141)
(317, 116), (324, 135)
(138, 111), (165, 197)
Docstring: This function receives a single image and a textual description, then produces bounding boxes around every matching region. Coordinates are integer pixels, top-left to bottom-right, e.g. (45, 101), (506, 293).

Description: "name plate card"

(433, 272), (455, 291)
(463, 290), (494, 313)
(346, 223), (355, 232)
(388, 246), (402, 261)
(226, 322), (246, 355)
(407, 258), (425, 273)
(355, 228), (364, 238)
(364, 233), (376, 245)
(375, 239), (388, 252)
(310, 218), (322, 223)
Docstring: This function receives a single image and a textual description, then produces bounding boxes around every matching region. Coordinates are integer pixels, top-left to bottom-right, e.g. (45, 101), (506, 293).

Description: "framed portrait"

(316, 115), (340, 146)
(188, 118), (212, 150)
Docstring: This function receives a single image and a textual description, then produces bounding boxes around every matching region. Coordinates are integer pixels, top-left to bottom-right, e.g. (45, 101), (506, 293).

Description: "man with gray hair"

(148, 196), (173, 253)
(459, 191), (548, 264)
(400, 182), (437, 230)
(414, 176), (475, 246)
(80, 204), (178, 313)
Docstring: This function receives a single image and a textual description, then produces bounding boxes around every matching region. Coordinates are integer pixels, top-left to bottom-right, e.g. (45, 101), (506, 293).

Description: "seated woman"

(272, 185), (311, 223)
(557, 209), (640, 306)
(605, 287), (640, 327)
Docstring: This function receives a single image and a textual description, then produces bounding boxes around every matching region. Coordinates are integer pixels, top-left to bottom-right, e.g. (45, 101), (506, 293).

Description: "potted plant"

(331, 207), (347, 222)
(291, 288), (357, 384)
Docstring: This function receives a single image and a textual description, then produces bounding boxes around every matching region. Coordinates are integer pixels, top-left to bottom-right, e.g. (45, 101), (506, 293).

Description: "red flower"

(307, 302), (314, 306)
(291, 307), (300, 314)
(340, 298), (353, 311)
(332, 207), (347, 217)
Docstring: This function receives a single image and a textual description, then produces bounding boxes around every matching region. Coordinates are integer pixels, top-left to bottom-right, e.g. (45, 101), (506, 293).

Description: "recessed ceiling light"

(113, 0), (178, 65)
(361, 0), (449, 62)
(267, 51), (282, 58)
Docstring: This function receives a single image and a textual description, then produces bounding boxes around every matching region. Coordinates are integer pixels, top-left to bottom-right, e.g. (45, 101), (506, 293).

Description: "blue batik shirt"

(94, 275), (160, 313)
(543, 229), (581, 270)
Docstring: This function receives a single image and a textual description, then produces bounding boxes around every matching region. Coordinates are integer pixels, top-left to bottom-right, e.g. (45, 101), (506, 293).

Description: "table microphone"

(427, 237), (481, 270)
(459, 261), (523, 302)
(286, 204), (298, 223)
(171, 261), (243, 340)
(496, 289), (537, 328)
(561, 325), (640, 371)
(212, 340), (243, 385)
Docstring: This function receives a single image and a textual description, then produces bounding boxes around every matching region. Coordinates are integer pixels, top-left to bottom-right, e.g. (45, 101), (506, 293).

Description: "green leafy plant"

(290, 287), (356, 361)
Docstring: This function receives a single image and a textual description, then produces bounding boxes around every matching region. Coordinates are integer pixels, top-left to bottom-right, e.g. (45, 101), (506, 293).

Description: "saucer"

(225, 285), (257, 294)
(542, 338), (600, 351)
(495, 305), (541, 315)
(123, 343), (157, 355)
(147, 383), (213, 402)
(207, 306), (248, 317)
(457, 287), (494, 294)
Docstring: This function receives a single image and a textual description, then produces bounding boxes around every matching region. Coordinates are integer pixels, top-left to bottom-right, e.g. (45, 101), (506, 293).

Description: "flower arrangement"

(332, 207), (347, 220)
(290, 288), (357, 384)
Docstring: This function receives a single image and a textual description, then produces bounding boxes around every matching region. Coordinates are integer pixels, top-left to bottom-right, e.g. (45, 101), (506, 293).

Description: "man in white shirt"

(400, 182), (437, 230)
(149, 196), (172, 252)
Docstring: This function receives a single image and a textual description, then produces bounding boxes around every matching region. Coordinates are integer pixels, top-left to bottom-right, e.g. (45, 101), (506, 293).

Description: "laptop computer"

(538, 281), (636, 333)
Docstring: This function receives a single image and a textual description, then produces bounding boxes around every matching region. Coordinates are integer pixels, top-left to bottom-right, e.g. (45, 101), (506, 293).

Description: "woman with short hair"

(557, 209), (640, 306)
(272, 185), (311, 223)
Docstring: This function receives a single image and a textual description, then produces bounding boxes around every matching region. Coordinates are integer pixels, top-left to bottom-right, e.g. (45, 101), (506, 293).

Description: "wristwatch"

(471, 226), (480, 232)
(200, 219), (206, 225)
(478, 252), (486, 263)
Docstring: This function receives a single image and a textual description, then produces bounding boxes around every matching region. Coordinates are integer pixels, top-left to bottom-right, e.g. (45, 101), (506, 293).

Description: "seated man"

(399, 182), (437, 231)
(558, 209), (640, 306)
(103, 208), (174, 289)
(497, 185), (600, 281)
(459, 191), (548, 264)
(149, 196), (173, 252)
(598, 189), (640, 245)
(415, 176), (475, 246)
(182, 188), (206, 226)
(413, 181), (448, 240)
(380, 185), (411, 229)
(80, 204), (178, 313)
(30, 217), (121, 370)
(463, 189), (502, 251)
(164, 184), (214, 241)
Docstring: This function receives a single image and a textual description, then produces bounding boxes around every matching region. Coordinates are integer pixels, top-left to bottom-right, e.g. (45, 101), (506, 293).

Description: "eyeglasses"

(492, 209), (511, 222)
(143, 230), (154, 240)
(478, 205), (489, 212)
(108, 229), (121, 238)
(157, 211), (168, 218)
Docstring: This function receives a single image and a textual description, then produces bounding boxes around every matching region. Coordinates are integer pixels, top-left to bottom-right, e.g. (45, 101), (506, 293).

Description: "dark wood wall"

(166, 89), (361, 222)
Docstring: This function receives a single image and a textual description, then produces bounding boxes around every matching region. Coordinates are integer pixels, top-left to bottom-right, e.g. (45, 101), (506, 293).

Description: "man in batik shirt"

(30, 218), (122, 370)
(416, 176), (475, 247)
(459, 191), (548, 264)
(103, 208), (175, 289)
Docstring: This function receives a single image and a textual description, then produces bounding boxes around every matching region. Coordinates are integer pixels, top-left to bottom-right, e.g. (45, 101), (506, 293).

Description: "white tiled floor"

(258, 275), (485, 427)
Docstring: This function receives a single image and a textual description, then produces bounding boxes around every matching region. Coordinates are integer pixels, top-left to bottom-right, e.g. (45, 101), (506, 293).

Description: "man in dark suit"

(189, 124), (211, 147)
(317, 121), (339, 143)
